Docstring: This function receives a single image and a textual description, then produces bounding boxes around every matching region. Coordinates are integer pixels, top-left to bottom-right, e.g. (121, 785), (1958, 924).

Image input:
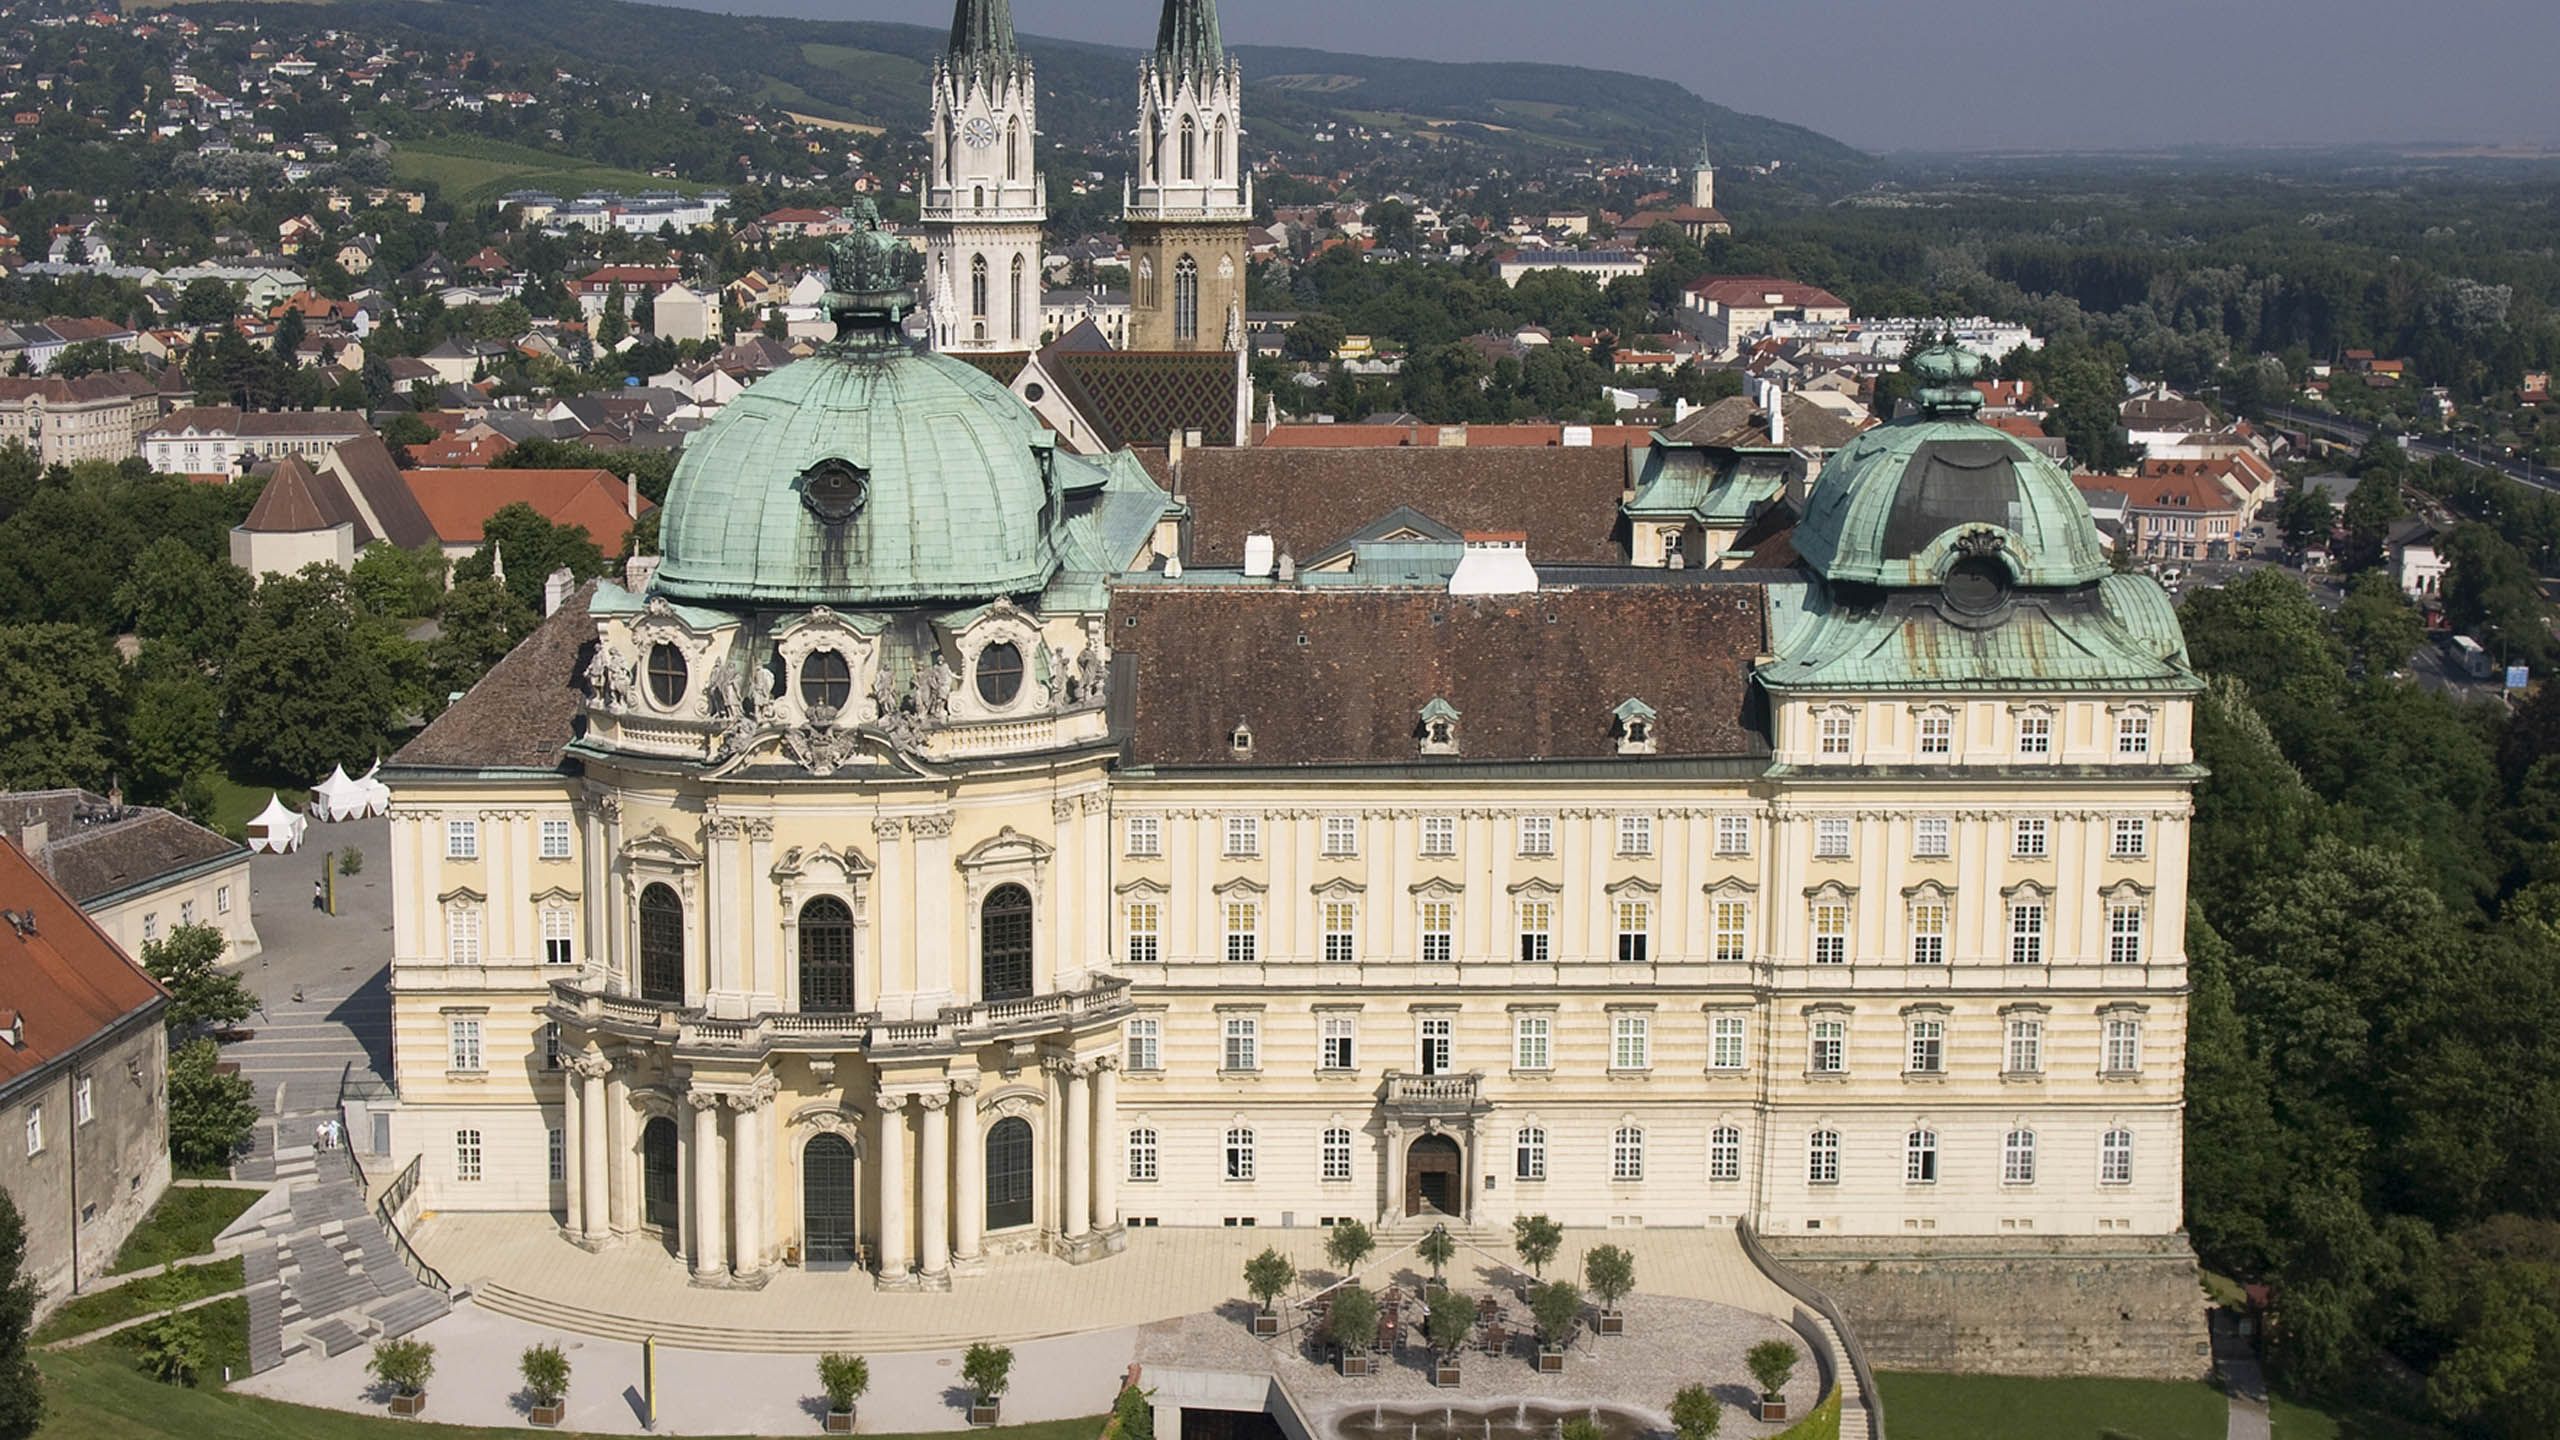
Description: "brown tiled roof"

(0, 372), (155, 406)
(327, 434), (441, 550)
(1176, 446), (1632, 568)
(1110, 585), (1767, 767)
(3, 789), (244, 908)
(146, 406), (368, 440)
(0, 839), (166, 1094)
(1684, 276), (1848, 311)
(1659, 393), (1866, 451)
(405, 468), (651, 554)
(391, 583), (595, 772)
(1043, 349), (1238, 452)
(239, 455), (357, 534)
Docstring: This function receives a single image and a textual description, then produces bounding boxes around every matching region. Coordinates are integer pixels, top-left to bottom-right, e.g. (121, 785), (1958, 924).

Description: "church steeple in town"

(1690, 135), (1716, 211)
(1153, 0), (1225, 84)
(924, 0), (1046, 352)
(1125, 0), (1248, 352)
(946, 0), (1020, 79)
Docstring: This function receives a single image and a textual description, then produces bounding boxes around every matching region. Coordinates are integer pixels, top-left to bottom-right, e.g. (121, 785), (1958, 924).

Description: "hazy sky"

(637, 0), (2560, 154)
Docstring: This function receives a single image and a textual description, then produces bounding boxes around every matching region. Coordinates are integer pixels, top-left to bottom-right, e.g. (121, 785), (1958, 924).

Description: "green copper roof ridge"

(946, 0), (1022, 76)
(1154, 0), (1225, 79)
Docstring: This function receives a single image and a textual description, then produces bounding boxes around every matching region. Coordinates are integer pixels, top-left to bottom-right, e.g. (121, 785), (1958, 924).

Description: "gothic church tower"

(1690, 136), (1716, 211)
(1124, 0), (1249, 352)
(925, 0), (1046, 352)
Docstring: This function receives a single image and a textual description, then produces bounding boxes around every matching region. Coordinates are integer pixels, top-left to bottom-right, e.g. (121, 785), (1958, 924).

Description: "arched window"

(1213, 116), (1228, 180)
(799, 649), (851, 711)
(1611, 1125), (1645, 1181)
(986, 1116), (1033, 1229)
(1173, 254), (1199, 342)
(638, 883), (683, 1002)
(1152, 118), (1168, 184)
(2100, 1128), (2134, 1185)
(980, 883), (1032, 1000)
(1005, 117), (1020, 181)
(1010, 254), (1025, 342)
(943, 117), (956, 184)
(972, 184), (984, 211)
(1514, 1125), (1546, 1181)
(797, 896), (856, 1012)
(1807, 1128), (1840, 1185)
(1321, 1126), (1352, 1181)
(1709, 1125), (1742, 1181)
(2003, 1129), (2038, 1185)
(1127, 1127), (1159, 1182)
(1179, 115), (1196, 181)
(970, 253), (989, 336)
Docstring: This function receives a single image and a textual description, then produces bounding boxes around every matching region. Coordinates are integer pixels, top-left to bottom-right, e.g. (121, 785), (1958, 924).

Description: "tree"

(428, 577), (534, 704)
(2331, 572), (2426, 676)
(1512, 1213), (1562, 1278)
(466, 502), (607, 612)
(133, 1276), (208, 1386)
(1416, 1224), (1455, 1285)
(1327, 1284), (1379, 1355)
(1324, 1218), (1375, 1277)
(520, 1343), (571, 1410)
(961, 1342), (1012, 1403)
(2442, 522), (2553, 670)
(175, 278), (238, 326)
(1583, 1243), (1635, 1314)
(596, 288), (629, 349)
(1529, 1279), (1583, 1353)
(167, 1036), (257, 1170)
(118, 537), (252, 674)
(0, 623), (121, 790)
(1745, 1339), (1798, 1403)
(1283, 312), (1346, 365)
(1243, 1247), (1296, 1316)
(367, 1337), (435, 1399)
(2278, 483), (2337, 549)
(1669, 1384), (1722, 1440)
(220, 564), (400, 784)
(1425, 1287), (1478, 1358)
(2339, 472), (2403, 571)
(0, 1189), (39, 1440)
(347, 542), (447, 622)
(142, 925), (252, 1038)
(815, 1352), (868, 1413)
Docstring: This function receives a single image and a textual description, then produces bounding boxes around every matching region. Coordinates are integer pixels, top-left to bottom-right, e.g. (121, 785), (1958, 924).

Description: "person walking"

(311, 878), (326, 912)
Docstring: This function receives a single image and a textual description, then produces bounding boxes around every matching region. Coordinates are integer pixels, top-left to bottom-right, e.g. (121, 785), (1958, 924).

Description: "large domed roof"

(1791, 345), (2110, 590)
(653, 209), (1061, 609)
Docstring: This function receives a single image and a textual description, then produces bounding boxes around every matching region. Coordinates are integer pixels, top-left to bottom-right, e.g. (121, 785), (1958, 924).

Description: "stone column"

(605, 1062), (636, 1235)
(560, 1062), (583, 1237)
(1061, 1059), (1092, 1240)
(1383, 1121), (1407, 1225)
(918, 1087), (951, 1285)
(876, 1092), (910, 1283)
(728, 1082), (771, 1280)
(1091, 1057), (1120, 1231)
(952, 1077), (984, 1267)
(687, 1089), (727, 1281)
(577, 1055), (609, 1240)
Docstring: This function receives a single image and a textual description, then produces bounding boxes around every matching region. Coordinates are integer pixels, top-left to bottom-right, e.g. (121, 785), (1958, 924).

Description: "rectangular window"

(180, 899), (195, 925)
(1321, 1014), (1357, 1071)
(543, 1022), (562, 1069)
(2018, 714), (2052, 756)
(447, 1016), (483, 1072)
(2117, 712), (2153, 756)
(2101, 1130), (2134, 1185)
(1128, 1129), (1159, 1182)
(1709, 1126), (1742, 1182)
(216, 884), (232, 915)
(1611, 1127), (1645, 1181)
(1618, 814), (1653, 856)
(1808, 1131), (1839, 1185)
(1809, 1018), (1846, 1074)
(456, 1128), (482, 1183)
(446, 903), (482, 964)
(1914, 815), (1950, 859)
(2005, 1017), (2044, 1074)
(22, 1108), (38, 1157)
(73, 1075), (93, 1126)
(1127, 902), (1161, 966)
(1322, 900), (1358, 964)
(548, 1127), (565, 1182)
(1615, 899), (1650, 964)
(1907, 1130), (1939, 1183)
(539, 818), (573, 858)
(542, 906), (575, 965)
(1321, 1128), (1353, 1182)
(1322, 814), (1358, 856)
(142, 913), (157, 942)
(1420, 900), (1454, 965)
(1417, 1017), (1453, 1075)
(1908, 1019), (1945, 1073)
(2003, 1131), (2038, 1185)
(1225, 1128), (1255, 1181)
(1818, 712), (1852, 756)
(1126, 815), (1161, 857)
(1517, 899), (1553, 964)
(2108, 902), (2145, 965)
(1514, 1014), (1552, 1071)
(1223, 814), (1259, 858)
(1126, 1016), (1161, 1071)
(1715, 814), (1750, 856)
(1421, 814), (1457, 857)
(1611, 1013), (1651, 1070)
(2105, 1017), (2143, 1073)
(446, 818), (478, 859)
(1711, 1015), (1746, 1071)
(1223, 901), (1259, 965)
(2013, 816), (2049, 859)
(2010, 901), (2046, 965)
(1221, 1015), (1259, 1072)
(1516, 1127), (1547, 1181)
(2111, 817), (2148, 859)
(1918, 712), (1953, 756)
(1517, 814), (1554, 856)
(1910, 902), (1947, 965)
(1699, 898), (1745, 965)
(1815, 817), (1851, 859)
(1811, 901), (1849, 965)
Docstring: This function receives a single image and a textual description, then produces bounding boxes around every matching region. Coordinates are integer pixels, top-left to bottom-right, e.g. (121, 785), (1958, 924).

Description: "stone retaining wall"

(1759, 1233), (2212, 1380)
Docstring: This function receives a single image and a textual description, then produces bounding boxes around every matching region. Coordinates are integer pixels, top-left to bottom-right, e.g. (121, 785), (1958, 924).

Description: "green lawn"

(1772, 1392), (1841, 1440)
(1875, 1370), (2228, 1440)
(109, 1187), (264, 1275)
(2268, 1393), (2451, 1439)
(34, 1257), (245, 1344)
(202, 773), (282, 843)
(389, 136), (712, 207)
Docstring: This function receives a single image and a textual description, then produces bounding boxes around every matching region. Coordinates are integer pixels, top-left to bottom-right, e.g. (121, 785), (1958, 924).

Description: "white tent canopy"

(245, 793), (306, 854)
(309, 764), (365, 822)
(352, 760), (392, 818)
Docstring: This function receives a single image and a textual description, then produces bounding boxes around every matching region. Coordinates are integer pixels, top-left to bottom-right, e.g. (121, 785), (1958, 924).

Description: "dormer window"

(645, 643), (688, 708)
(1613, 697), (1658, 755)
(975, 641), (1023, 707)
(799, 649), (851, 712)
(1229, 721), (1254, 756)
(1418, 698), (1460, 756)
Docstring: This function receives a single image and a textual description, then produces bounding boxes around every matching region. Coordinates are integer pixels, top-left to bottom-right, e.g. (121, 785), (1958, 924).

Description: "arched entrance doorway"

(985, 1116), (1033, 1231)
(802, 1133), (859, 1268)
(1406, 1134), (1463, 1217)
(641, 1116), (681, 1240)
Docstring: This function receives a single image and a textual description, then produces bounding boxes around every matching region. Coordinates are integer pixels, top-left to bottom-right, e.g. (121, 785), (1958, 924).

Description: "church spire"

(947, 0), (1020, 81)
(1153, 0), (1224, 84)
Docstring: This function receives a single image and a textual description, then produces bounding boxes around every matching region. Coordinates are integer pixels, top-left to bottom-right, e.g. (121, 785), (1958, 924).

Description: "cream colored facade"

(86, 852), (262, 966)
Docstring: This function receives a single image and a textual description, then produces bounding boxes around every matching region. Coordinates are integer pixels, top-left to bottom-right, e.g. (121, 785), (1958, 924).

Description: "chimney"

(1166, 428), (1185, 469)
(1185, 428), (1204, 449)
(543, 566), (575, 616)
(1561, 425), (1592, 448)
(1769, 391), (1785, 447)
(625, 472), (639, 519)
(1449, 532), (1539, 596)
(18, 820), (46, 858)
(1243, 533), (1276, 578)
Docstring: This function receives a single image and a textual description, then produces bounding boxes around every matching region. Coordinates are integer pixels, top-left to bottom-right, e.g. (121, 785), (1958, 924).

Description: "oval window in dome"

(646, 643), (688, 707)
(975, 642), (1024, 707)
(1943, 555), (2010, 616)
(800, 650), (852, 711)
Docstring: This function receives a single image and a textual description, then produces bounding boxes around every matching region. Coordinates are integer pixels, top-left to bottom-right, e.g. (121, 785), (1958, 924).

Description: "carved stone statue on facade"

(920, 657), (956, 722)
(749, 662), (779, 723)
(706, 662), (743, 719)
(1049, 643), (1077, 708)
(1075, 634), (1106, 707)
(783, 723), (858, 776)
(583, 641), (628, 710)
(869, 660), (899, 722)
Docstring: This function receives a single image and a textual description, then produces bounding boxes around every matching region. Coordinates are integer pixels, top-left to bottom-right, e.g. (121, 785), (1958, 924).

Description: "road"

(2263, 404), (2560, 494)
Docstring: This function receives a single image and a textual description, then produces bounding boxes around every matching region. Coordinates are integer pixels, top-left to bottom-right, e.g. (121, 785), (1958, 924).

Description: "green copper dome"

(654, 208), (1063, 609)
(1791, 345), (2110, 589)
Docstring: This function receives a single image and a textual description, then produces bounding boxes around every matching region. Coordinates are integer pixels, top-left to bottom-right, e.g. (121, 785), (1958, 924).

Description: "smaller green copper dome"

(654, 206), (1062, 609)
(1792, 345), (2110, 589)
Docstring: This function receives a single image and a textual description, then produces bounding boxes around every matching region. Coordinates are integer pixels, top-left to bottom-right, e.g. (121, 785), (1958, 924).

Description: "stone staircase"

(1803, 1304), (1872, 1440)
(240, 1151), (449, 1374)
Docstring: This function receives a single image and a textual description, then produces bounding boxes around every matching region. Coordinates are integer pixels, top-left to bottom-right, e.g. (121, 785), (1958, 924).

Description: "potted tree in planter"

(1746, 1338), (1798, 1423)
(1416, 1224), (1456, 1297)
(1584, 1244), (1635, 1336)
(1529, 1279), (1582, 1374)
(1425, 1287), (1477, 1388)
(1327, 1284), (1380, 1377)
(963, 1342), (1013, 1427)
(1243, 1247), (1296, 1337)
(1669, 1382), (1723, 1440)
(1324, 1218), (1376, 1282)
(368, 1336), (434, 1418)
(816, 1352), (869, 1434)
(1511, 1213), (1562, 1283)
(521, 1343), (571, 1427)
